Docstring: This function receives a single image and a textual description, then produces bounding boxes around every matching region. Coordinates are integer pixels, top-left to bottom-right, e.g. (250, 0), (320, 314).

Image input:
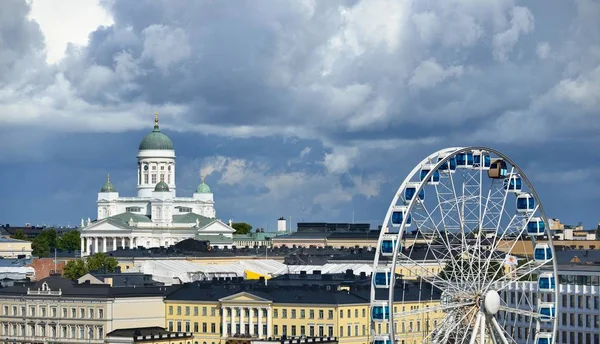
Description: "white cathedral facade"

(79, 114), (234, 256)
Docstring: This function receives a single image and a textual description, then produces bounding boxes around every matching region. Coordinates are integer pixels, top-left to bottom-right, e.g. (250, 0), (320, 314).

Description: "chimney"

(277, 217), (287, 232)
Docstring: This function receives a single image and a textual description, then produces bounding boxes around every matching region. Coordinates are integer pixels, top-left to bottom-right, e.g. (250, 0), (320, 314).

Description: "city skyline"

(1, 0), (600, 229)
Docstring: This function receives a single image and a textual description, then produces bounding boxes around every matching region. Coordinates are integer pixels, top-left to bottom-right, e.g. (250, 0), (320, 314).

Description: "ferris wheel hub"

(483, 290), (501, 315)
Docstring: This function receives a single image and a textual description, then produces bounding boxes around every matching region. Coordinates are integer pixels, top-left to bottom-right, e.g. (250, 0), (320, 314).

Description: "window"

(80, 308), (85, 318)
(126, 207), (142, 212)
(309, 309), (314, 319)
(185, 321), (190, 332)
(177, 306), (182, 315)
(291, 309), (296, 318)
(211, 323), (215, 333)
(194, 322), (199, 332)
(30, 306), (36, 317)
(177, 321), (182, 332)
(161, 166), (165, 170)
(169, 321), (174, 331)
(211, 308), (216, 316)
(202, 306), (207, 316)
(282, 309), (287, 318)
(328, 310), (333, 319)
(300, 309), (305, 318)
(160, 174), (165, 182)
(79, 326), (84, 339)
(62, 308), (67, 318)
(71, 308), (76, 318)
(274, 309), (278, 318)
(340, 310), (343, 318)
(98, 327), (103, 338)
(89, 308), (94, 318)
(152, 174), (157, 184)
(51, 307), (57, 317)
(292, 325), (297, 336)
(11, 306), (17, 316)
(144, 174), (149, 184)
(185, 306), (190, 316)
(194, 306), (198, 316)
(202, 323), (207, 333)
(152, 165), (157, 171)
(169, 306), (173, 315)
(347, 309), (351, 318)
(98, 309), (104, 319)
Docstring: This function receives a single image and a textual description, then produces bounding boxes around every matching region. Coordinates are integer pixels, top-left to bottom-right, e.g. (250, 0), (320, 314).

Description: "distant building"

(0, 237), (32, 259)
(0, 275), (172, 343)
(105, 326), (193, 344)
(79, 114), (235, 257)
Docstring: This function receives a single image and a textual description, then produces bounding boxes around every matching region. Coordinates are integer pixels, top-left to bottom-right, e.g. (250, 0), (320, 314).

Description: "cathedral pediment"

(219, 292), (271, 303)
(81, 220), (129, 232)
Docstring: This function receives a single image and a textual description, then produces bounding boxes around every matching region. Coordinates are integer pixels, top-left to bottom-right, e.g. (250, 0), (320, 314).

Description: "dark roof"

(165, 273), (441, 304)
(554, 249), (600, 265)
(88, 272), (163, 287)
(0, 275), (175, 298)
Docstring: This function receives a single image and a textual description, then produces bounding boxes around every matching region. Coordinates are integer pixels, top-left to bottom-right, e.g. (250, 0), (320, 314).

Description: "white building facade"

(79, 114), (234, 256)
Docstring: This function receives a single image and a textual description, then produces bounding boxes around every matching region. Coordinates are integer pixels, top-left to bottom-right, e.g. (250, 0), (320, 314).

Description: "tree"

(10, 229), (28, 241)
(231, 222), (252, 235)
(31, 236), (50, 258)
(85, 253), (118, 273)
(58, 230), (81, 251)
(63, 259), (88, 280)
(38, 229), (58, 248)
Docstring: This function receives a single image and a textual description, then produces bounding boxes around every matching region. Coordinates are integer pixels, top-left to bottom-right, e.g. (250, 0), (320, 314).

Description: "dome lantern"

(138, 112), (174, 150)
(196, 173), (211, 193)
(100, 173), (117, 192)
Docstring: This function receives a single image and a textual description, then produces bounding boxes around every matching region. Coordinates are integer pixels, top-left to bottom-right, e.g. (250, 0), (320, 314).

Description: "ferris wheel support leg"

(487, 320), (499, 344)
(479, 313), (486, 343)
(469, 313), (482, 344)
(490, 316), (509, 344)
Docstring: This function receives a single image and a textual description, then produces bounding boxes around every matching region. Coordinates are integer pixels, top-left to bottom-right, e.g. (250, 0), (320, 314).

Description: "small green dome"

(139, 113), (174, 150)
(100, 173), (117, 192)
(154, 181), (170, 192)
(196, 182), (211, 193)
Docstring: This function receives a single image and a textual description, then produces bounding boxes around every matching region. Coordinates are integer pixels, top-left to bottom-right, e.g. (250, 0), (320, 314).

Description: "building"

(163, 271), (442, 344)
(0, 237), (32, 259)
(79, 114), (235, 256)
(502, 253), (600, 344)
(0, 275), (171, 343)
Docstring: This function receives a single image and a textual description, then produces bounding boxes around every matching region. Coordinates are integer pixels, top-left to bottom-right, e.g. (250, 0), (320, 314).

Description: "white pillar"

(102, 237), (107, 253)
(249, 307), (254, 336)
(113, 237), (117, 251)
(240, 307), (245, 334)
(230, 307), (236, 335)
(121, 237), (125, 249)
(267, 307), (272, 338)
(258, 308), (263, 338)
(129, 236), (134, 249)
(222, 307), (228, 337)
(94, 237), (98, 254)
(80, 237), (85, 255)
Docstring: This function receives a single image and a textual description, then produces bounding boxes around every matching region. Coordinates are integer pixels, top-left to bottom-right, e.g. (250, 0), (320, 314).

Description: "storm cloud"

(1, 0), (599, 228)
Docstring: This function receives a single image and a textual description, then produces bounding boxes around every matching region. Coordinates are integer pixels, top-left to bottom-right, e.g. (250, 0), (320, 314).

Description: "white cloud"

(323, 146), (359, 174)
(28, 0), (113, 64)
(536, 42), (551, 59)
(409, 58), (464, 89)
(492, 6), (534, 61)
(141, 25), (192, 72)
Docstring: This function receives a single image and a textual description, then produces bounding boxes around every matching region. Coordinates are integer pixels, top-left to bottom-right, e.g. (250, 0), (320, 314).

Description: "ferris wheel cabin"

(473, 150), (491, 169)
(371, 302), (390, 321)
(404, 182), (425, 203)
(517, 193), (536, 213)
(538, 272), (556, 292)
(438, 155), (457, 173)
(534, 243), (553, 261)
(420, 164), (440, 185)
(488, 159), (508, 179)
(391, 206), (411, 228)
(504, 174), (523, 192)
(373, 267), (392, 288)
(456, 152), (474, 168)
(372, 335), (391, 344)
(538, 302), (556, 322)
(380, 234), (399, 256)
(527, 217), (546, 236)
(534, 333), (553, 344)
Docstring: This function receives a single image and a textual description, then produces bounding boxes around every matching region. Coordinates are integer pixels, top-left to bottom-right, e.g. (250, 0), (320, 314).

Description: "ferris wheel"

(370, 147), (558, 344)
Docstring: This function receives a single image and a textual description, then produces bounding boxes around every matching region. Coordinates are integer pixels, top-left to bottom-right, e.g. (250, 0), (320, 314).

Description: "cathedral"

(79, 114), (234, 256)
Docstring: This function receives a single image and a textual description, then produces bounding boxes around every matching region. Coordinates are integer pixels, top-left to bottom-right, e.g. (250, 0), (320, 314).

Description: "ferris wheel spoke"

(393, 300), (474, 318)
(498, 305), (539, 319)
(492, 259), (551, 292)
(491, 316), (512, 344)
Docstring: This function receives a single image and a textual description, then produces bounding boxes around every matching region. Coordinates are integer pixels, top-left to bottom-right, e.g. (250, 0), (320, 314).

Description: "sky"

(1, 0), (599, 230)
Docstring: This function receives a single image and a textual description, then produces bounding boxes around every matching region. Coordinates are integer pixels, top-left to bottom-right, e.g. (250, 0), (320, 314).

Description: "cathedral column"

(94, 238), (98, 254)
(102, 238), (107, 253)
(112, 237), (117, 251)
(221, 308), (228, 337)
(230, 307), (236, 335)
(80, 237), (85, 255)
(258, 308), (263, 338)
(249, 307), (254, 336)
(266, 307), (272, 338)
(121, 237), (125, 249)
(239, 307), (245, 334)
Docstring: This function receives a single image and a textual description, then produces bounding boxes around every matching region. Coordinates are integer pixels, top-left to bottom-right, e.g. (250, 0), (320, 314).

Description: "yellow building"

(0, 237), (32, 259)
(164, 273), (442, 344)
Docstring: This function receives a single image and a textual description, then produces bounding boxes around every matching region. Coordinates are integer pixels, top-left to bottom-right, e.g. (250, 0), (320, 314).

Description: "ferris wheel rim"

(370, 146), (559, 344)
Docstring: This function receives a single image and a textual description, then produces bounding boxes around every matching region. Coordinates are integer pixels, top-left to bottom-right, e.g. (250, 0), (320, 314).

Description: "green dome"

(100, 173), (117, 192)
(139, 114), (174, 150)
(196, 182), (211, 193)
(154, 181), (170, 192)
